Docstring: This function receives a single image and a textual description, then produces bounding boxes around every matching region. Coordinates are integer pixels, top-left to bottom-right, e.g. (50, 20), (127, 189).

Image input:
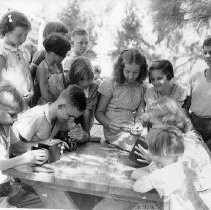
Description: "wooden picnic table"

(4, 142), (162, 209)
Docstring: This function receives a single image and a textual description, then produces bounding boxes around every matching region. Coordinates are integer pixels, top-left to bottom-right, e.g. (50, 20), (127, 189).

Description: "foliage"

(150, 0), (211, 42)
(111, 0), (155, 61)
(58, 0), (97, 50)
(147, 0), (210, 84)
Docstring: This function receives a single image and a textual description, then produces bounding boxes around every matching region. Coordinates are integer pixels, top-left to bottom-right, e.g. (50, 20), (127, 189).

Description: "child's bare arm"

(0, 56), (6, 81)
(133, 176), (153, 193)
(95, 94), (121, 131)
(134, 97), (145, 124)
(83, 109), (91, 136)
(68, 123), (89, 142)
(37, 66), (54, 102)
(0, 149), (47, 171)
(131, 166), (151, 180)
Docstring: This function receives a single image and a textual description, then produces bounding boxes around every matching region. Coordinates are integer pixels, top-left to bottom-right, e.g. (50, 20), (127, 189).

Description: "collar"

(3, 41), (21, 53)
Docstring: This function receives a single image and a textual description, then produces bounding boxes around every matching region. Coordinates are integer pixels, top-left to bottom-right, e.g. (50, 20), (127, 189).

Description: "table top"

(4, 142), (161, 203)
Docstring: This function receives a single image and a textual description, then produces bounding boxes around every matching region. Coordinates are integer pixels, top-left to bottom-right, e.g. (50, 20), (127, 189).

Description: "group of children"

(0, 9), (211, 209)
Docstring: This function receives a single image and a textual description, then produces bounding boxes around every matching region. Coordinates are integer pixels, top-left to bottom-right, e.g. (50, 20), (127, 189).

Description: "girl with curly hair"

(95, 48), (147, 151)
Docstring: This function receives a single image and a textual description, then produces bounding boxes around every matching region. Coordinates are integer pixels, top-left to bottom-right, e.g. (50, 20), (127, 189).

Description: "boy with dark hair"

(10, 85), (87, 155)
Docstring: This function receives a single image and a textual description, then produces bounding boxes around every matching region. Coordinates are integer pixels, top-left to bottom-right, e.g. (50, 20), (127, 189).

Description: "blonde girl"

(133, 126), (210, 210)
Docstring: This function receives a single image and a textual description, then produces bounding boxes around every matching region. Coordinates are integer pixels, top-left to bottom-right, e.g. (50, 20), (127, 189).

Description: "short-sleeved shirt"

(12, 104), (61, 144)
(98, 77), (146, 151)
(147, 162), (195, 210)
(0, 41), (32, 96)
(189, 70), (211, 117)
(145, 161), (211, 210)
(148, 130), (211, 192)
(0, 126), (15, 184)
(144, 82), (187, 109)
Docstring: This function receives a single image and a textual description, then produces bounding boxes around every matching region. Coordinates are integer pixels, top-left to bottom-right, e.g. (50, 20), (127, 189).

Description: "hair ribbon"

(8, 14), (12, 23)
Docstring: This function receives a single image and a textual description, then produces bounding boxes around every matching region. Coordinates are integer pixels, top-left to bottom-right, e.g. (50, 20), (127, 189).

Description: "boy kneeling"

(10, 85), (87, 155)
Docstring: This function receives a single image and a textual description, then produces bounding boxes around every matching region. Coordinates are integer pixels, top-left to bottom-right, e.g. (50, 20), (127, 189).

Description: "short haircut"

(43, 22), (68, 38)
(147, 125), (185, 157)
(203, 37), (211, 48)
(68, 56), (94, 85)
(43, 33), (71, 57)
(0, 10), (31, 36)
(58, 85), (86, 112)
(0, 82), (25, 113)
(148, 97), (192, 133)
(71, 28), (88, 38)
(148, 59), (174, 82)
(113, 48), (148, 84)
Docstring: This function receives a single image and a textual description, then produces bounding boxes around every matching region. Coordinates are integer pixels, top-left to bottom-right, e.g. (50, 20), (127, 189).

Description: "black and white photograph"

(0, 0), (211, 209)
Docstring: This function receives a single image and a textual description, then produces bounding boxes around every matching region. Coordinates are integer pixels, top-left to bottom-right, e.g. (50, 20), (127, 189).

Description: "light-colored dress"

(37, 60), (65, 105)
(144, 82), (187, 108)
(98, 77), (146, 151)
(134, 161), (211, 210)
(148, 131), (211, 192)
(0, 41), (32, 96)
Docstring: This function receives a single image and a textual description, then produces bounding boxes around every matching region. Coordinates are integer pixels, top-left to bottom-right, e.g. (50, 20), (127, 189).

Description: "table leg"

(92, 198), (138, 210)
(33, 185), (79, 209)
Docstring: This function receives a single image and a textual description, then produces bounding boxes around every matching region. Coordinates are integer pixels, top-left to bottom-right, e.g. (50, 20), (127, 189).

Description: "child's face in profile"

(6, 26), (29, 47)
(151, 153), (178, 168)
(57, 103), (83, 123)
(123, 63), (140, 84)
(150, 70), (169, 92)
(203, 45), (211, 67)
(73, 35), (89, 56)
(0, 105), (18, 126)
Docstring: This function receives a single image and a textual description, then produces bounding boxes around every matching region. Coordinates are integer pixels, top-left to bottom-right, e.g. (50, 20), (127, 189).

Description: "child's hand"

(130, 123), (144, 136)
(23, 149), (48, 165)
(134, 144), (151, 163)
(68, 123), (84, 141)
(23, 91), (33, 101)
(142, 113), (150, 123)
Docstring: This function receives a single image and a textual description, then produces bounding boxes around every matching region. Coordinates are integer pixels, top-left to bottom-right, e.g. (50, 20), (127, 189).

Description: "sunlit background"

(0, 0), (209, 81)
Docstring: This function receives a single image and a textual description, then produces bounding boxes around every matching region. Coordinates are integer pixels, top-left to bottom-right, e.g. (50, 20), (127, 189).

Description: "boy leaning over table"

(0, 82), (48, 208)
(10, 84), (87, 156)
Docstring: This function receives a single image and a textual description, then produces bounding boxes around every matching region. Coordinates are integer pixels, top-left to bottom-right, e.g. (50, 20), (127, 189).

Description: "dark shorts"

(0, 182), (11, 197)
(190, 113), (211, 142)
